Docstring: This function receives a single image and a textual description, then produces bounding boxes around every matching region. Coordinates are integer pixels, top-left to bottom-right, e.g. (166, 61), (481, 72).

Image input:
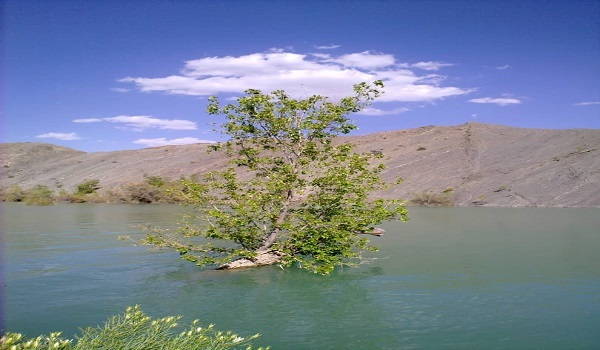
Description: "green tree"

(140, 81), (407, 274)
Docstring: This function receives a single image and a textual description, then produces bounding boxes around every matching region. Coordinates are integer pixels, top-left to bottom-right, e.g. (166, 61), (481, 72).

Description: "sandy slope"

(2, 123), (599, 207)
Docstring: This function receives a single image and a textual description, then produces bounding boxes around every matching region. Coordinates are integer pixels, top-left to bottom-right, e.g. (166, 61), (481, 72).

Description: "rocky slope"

(2, 123), (599, 207)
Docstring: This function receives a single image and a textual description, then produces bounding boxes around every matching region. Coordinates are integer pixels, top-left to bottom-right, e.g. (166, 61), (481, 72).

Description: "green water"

(2, 203), (600, 349)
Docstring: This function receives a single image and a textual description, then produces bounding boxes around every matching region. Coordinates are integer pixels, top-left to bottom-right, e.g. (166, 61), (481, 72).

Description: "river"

(2, 203), (599, 349)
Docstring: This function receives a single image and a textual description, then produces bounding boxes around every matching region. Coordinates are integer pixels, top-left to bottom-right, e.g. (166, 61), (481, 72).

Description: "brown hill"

(1, 123), (599, 207)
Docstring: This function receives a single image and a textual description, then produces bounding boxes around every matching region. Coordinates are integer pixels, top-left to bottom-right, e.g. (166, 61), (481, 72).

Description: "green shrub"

(2, 185), (26, 202)
(115, 179), (185, 204)
(76, 179), (100, 195)
(55, 190), (88, 203)
(410, 189), (453, 207)
(121, 183), (164, 203)
(442, 187), (454, 194)
(145, 176), (166, 188)
(0, 305), (267, 350)
(23, 185), (54, 206)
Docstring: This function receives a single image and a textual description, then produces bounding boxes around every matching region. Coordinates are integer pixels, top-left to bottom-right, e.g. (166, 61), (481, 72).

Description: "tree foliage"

(141, 81), (407, 274)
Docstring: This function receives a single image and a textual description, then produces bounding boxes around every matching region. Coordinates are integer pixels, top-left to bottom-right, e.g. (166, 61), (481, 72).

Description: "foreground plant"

(138, 81), (408, 274)
(0, 305), (266, 350)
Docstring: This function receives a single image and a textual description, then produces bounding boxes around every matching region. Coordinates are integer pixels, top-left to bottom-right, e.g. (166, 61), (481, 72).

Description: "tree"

(140, 81), (407, 274)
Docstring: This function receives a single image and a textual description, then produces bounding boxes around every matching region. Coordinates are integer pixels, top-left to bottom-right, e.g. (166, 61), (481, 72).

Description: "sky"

(2, 0), (599, 152)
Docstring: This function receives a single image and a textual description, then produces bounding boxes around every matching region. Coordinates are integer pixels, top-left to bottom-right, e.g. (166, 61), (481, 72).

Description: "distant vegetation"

(23, 185), (54, 206)
(2, 185), (26, 202)
(0, 305), (266, 349)
(0, 176), (187, 205)
(75, 179), (101, 195)
(410, 188), (454, 207)
(1, 179), (457, 208)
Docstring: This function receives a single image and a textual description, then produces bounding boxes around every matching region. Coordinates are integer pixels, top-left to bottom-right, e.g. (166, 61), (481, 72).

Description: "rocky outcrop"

(217, 251), (284, 270)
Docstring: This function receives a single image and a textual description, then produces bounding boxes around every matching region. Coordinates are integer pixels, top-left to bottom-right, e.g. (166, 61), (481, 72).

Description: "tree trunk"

(257, 189), (293, 252)
(220, 190), (294, 270)
(357, 227), (386, 236)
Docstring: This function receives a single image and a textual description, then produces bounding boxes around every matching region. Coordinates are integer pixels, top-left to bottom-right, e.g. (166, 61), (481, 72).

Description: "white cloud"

(357, 107), (410, 116)
(469, 97), (522, 106)
(495, 65), (511, 70)
(315, 44), (341, 49)
(267, 47), (293, 53)
(73, 118), (102, 123)
(573, 101), (600, 106)
(321, 51), (396, 69)
(133, 137), (216, 147)
(36, 132), (81, 140)
(310, 53), (331, 59)
(111, 87), (130, 93)
(407, 61), (455, 71)
(119, 50), (473, 103)
(103, 115), (197, 131)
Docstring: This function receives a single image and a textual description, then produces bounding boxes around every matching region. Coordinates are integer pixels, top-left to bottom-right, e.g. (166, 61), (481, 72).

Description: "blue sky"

(3, 0), (599, 152)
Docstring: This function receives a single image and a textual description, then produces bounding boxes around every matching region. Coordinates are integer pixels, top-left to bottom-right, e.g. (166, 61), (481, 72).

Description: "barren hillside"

(2, 123), (599, 207)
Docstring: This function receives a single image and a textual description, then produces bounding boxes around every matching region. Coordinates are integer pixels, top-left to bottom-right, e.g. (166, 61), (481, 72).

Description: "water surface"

(2, 204), (599, 349)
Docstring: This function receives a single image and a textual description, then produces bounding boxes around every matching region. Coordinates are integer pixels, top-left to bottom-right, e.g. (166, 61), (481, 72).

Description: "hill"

(1, 123), (599, 207)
